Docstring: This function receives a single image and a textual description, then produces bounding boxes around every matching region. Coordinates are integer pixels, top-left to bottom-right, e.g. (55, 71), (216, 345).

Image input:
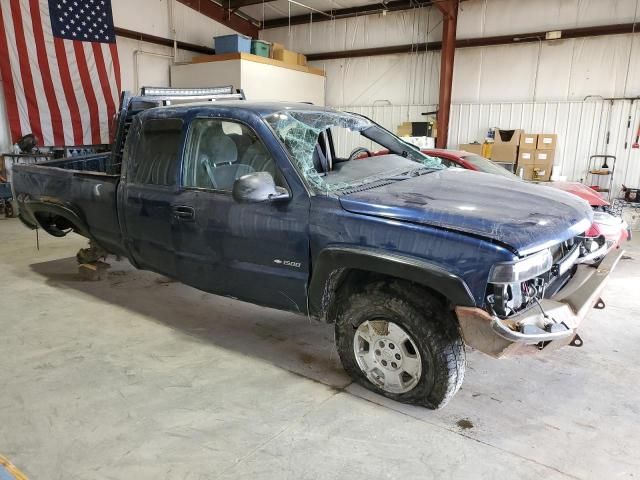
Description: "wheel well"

(324, 268), (450, 323)
(34, 211), (80, 237)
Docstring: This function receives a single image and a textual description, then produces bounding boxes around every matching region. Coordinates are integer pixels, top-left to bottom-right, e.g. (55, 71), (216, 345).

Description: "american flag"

(0, 0), (121, 147)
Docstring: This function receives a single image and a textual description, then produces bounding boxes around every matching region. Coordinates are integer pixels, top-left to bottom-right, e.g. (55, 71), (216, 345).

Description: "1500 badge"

(273, 259), (302, 268)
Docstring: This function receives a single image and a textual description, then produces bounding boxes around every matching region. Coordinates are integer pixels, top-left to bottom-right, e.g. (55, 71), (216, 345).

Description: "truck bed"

(12, 153), (126, 256)
(43, 152), (115, 173)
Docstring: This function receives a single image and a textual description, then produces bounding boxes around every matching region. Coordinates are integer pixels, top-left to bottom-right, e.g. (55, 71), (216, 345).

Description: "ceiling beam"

(306, 22), (639, 61)
(176, 0), (259, 37)
(262, 0), (432, 29)
(115, 27), (215, 54)
(227, 0), (277, 8)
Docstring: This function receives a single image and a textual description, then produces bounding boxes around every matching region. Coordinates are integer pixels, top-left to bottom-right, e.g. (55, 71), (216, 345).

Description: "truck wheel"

(335, 281), (465, 409)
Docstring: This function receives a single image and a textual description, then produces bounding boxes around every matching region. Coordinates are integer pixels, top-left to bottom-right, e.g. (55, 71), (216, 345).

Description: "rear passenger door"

(171, 117), (310, 312)
(119, 116), (184, 277)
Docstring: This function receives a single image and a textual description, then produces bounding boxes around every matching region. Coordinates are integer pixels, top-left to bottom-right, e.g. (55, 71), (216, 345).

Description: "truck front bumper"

(455, 247), (624, 358)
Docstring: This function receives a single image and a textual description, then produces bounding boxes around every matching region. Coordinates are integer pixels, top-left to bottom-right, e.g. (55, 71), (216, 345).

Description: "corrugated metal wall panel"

(338, 100), (640, 193)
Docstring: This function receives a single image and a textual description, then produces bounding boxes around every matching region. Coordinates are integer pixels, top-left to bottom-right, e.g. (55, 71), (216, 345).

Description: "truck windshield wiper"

(380, 166), (436, 181)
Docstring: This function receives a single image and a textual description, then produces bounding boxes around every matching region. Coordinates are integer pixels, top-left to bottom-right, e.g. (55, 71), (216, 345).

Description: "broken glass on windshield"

(265, 110), (444, 194)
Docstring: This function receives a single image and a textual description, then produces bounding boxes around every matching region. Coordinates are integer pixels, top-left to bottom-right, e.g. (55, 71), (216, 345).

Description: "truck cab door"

(171, 117), (310, 313)
(118, 117), (184, 277)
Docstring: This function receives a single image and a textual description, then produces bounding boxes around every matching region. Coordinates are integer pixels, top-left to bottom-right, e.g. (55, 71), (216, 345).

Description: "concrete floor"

(1, 217), (639, 479)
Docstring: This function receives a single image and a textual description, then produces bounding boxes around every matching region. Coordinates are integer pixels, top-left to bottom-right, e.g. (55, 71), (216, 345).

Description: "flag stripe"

(63, 39), (92, 144)
(72, 41), (100, 144)
(9, 0), (44, 143)
(40, 2), (74, 145)
(0, 4), (22, 142)
(53, 37), (84, 145)
(92, 42), (117, 142)
(28, 0), (64, 145)
(109, 42), (121, 94)
(19, 0), (54, 145)
(101, 42), (120, 142)
(82, 42), (108, 144)
(2, 4), (31, 138)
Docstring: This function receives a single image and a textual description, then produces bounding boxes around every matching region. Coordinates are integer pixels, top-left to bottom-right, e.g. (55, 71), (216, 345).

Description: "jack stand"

(76, 240), (109, 264)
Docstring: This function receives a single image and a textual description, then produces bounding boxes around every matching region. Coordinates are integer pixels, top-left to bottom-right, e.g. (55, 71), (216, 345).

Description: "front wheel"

(335, 281), (465, 409)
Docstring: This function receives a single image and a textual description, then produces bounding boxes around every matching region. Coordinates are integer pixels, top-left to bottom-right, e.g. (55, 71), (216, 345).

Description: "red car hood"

(546, 181), (608, 207)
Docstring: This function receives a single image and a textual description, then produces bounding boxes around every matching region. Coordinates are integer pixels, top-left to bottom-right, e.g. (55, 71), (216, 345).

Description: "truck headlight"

(489, 249), (552, 284)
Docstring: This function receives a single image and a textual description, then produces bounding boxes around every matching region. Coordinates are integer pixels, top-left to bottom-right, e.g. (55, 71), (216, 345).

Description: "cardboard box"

(532, 164), (551, 181)
(459, 143), (483, 155)
(494, 128), (523, 145)
(270, 42), (284, 58)
(518, 148), (535, 163)
(490, 144), (518, 162)
(398, 122), (434, 137)
(273, 48), (298, 64)
(520, 134), (538, 148)
(516, 149), (554, 181)
(397, 122), (412, 137)
(537, 133), (557, 150)
(534, 149), (555, 164)
(516, 164), (548, 182)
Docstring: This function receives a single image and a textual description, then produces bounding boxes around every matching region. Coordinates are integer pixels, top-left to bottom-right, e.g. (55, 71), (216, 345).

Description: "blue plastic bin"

(214, 34), (252, 54)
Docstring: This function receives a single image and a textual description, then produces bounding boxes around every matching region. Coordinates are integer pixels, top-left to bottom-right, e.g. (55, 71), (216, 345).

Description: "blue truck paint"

(12, 100), (593, 317)
(338, 168), (593, 257)
(308, 193), (515, 308)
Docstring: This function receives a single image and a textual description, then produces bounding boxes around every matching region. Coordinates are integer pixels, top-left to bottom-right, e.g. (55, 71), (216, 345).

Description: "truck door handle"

(173, 205), (195, 220)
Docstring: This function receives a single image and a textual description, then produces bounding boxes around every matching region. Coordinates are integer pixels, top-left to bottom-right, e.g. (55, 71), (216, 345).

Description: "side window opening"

(326, 125), (379, 161)
(131, 118), (183, 186)
(182, 118), (282, 192)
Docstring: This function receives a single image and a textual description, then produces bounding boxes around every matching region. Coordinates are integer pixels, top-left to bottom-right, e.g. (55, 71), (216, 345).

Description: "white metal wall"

(337, 100), (640, 191)
(264, 0), (640, 105)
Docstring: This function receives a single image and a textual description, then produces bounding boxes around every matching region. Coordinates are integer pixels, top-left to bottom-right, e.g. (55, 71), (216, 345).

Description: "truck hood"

(339, 169), (593, 256)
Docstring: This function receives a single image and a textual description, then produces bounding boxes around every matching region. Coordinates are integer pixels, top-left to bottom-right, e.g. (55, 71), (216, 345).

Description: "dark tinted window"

(131, 118), (183, 186)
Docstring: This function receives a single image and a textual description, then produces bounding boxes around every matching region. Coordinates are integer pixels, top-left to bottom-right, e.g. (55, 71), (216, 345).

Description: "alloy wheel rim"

(353, 319), (422, 394)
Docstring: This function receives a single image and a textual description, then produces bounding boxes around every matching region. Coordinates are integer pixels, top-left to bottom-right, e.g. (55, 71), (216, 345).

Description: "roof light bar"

(141, 86), (234, 97)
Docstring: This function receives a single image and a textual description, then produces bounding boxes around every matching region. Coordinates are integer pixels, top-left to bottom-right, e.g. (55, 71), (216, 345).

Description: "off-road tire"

(335, 280), (465, 409)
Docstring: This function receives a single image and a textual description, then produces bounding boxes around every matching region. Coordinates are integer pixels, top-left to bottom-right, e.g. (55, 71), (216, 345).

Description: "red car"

(423, 149), (630, 251)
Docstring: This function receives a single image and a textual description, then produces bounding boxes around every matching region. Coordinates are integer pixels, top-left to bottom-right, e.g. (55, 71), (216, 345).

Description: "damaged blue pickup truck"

(12, 87), (622, 408)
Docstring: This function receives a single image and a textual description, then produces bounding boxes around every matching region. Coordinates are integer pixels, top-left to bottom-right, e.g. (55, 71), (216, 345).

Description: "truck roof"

(142, 101), (341, 119)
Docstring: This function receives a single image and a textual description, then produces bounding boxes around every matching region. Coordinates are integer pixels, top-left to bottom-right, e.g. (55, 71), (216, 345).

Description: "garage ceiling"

(229, 0), (432, 25)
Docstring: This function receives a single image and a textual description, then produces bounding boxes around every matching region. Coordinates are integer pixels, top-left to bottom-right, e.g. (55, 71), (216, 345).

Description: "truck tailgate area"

(12, 160), (124, 255)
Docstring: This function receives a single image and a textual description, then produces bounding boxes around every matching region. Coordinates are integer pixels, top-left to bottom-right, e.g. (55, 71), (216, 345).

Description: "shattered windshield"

(264, 110), (444, 193)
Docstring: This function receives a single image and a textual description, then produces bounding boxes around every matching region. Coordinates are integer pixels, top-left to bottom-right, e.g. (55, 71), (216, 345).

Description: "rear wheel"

(335, 281), (465, 409)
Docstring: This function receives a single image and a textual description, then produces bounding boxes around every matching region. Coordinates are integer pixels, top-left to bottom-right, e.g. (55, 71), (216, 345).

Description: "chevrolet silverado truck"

(12, 87), (623, 409)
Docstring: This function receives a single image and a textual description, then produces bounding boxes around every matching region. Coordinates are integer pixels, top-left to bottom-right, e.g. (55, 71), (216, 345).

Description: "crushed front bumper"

(455, 247), (624, 358)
